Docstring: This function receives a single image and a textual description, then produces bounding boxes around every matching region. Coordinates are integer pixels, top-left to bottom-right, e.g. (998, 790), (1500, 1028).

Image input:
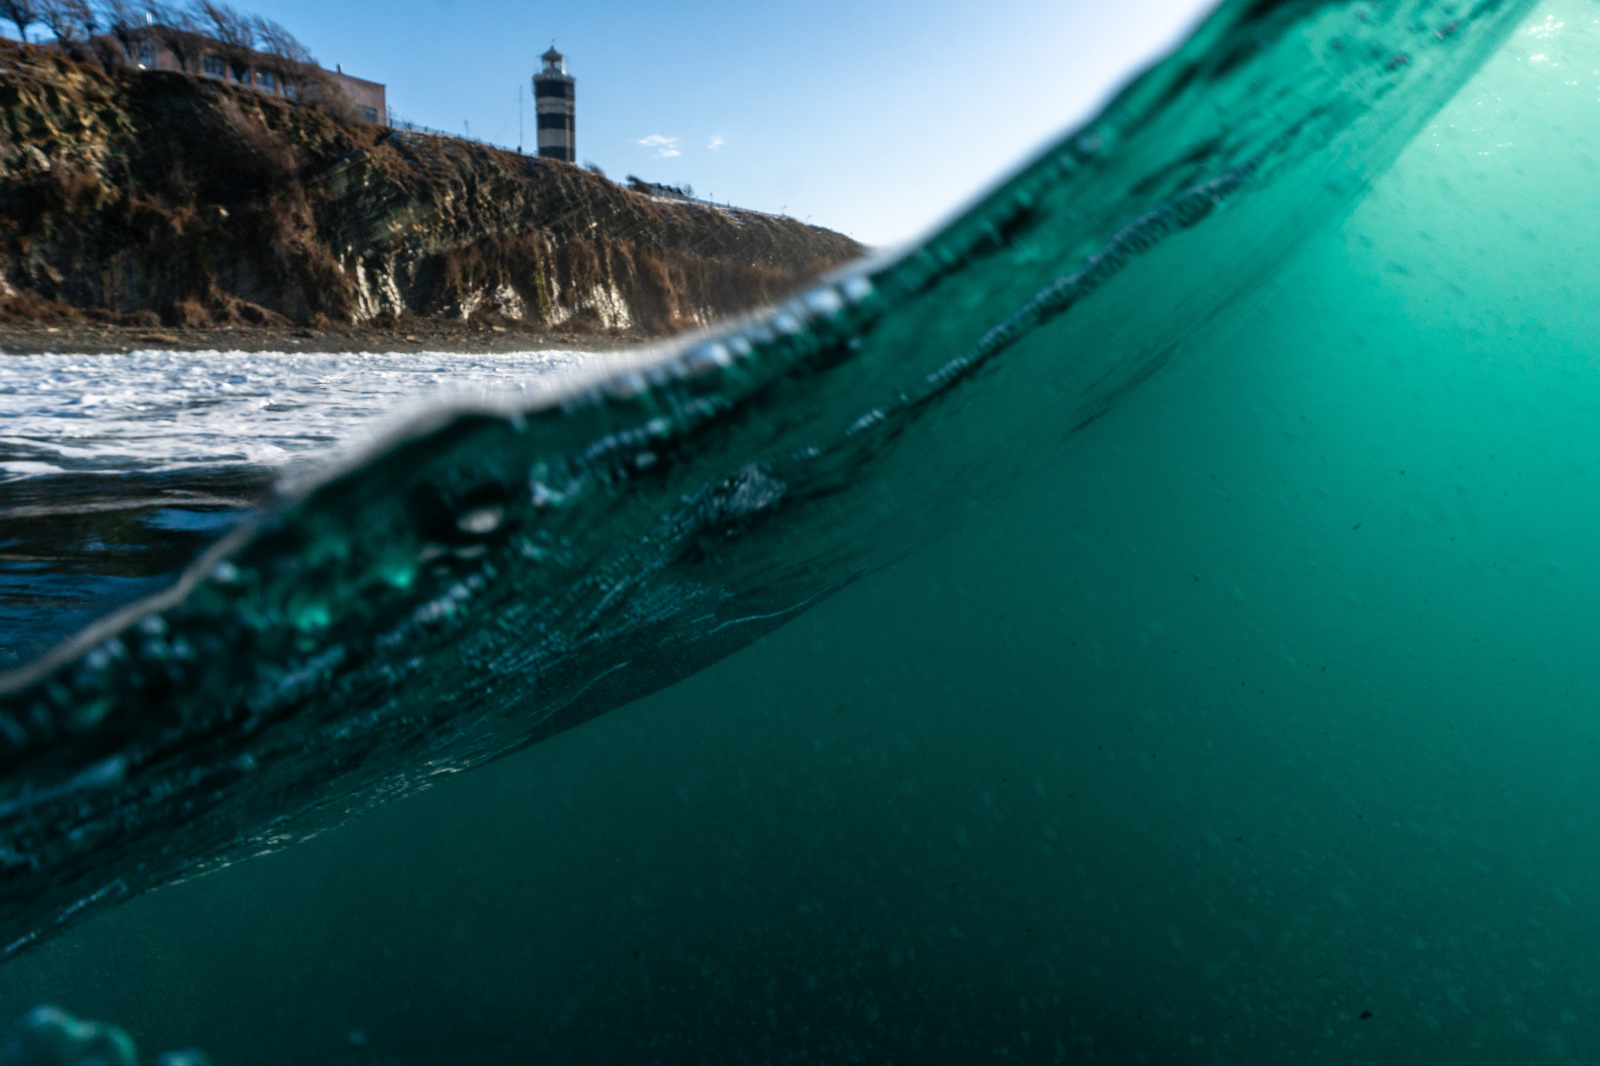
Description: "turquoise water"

(7, 0), (1600, 1060)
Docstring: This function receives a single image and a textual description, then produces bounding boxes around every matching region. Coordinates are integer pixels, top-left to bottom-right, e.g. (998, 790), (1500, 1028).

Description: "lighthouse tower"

(533, 46), (576, 163)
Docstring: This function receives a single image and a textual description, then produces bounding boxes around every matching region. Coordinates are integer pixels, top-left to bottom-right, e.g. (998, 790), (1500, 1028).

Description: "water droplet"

(803, 286), (844, 316)
(684, 342), (732, 372)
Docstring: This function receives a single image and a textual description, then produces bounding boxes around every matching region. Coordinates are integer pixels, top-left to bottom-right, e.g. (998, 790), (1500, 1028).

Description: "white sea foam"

(0, 348), (585, 478)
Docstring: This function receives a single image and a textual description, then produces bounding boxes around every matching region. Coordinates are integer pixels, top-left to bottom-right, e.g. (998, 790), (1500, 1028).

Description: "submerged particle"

(1359, 1010), (1374, 1021)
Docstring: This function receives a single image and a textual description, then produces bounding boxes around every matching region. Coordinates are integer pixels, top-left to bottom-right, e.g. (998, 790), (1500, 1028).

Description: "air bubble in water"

(456, 506), (505, 536)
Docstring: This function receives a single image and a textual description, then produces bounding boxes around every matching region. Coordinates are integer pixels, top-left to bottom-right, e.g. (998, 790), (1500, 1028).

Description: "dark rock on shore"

(0, 320), (632, 355)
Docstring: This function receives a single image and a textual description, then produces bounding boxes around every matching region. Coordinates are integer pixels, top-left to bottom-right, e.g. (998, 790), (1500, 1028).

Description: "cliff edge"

(0, 42), (863, 339)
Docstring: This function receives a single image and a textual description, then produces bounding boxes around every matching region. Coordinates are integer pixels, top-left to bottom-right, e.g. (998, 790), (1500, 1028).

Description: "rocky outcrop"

(0, 42), (863, 333)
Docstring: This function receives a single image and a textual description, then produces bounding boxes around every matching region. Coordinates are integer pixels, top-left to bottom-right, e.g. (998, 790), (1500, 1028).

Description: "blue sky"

(13, 0), (1216, 246)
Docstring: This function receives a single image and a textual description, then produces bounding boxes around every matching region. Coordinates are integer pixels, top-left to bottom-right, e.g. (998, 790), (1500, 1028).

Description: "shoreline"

(0, 322), (645, 356)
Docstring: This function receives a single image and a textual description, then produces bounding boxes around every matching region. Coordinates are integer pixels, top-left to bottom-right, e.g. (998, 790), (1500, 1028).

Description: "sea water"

(4, 0), (1600, 1060)
(0, 350), (581, 667)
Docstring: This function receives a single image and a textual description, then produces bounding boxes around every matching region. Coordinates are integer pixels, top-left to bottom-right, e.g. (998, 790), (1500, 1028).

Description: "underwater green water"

(6, 0), (1600, 1060)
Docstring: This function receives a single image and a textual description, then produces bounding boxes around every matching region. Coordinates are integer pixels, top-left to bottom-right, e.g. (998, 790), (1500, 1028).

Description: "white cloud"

(706, 135), (726, 150)
(637, 134), (681, 158)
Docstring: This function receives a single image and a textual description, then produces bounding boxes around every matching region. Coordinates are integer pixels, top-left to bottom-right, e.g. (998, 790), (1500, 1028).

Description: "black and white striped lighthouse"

(533, 46), (576, 163)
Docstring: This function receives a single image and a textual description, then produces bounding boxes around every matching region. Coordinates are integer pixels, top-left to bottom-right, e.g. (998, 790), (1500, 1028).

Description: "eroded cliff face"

(0, 42), (863, 333)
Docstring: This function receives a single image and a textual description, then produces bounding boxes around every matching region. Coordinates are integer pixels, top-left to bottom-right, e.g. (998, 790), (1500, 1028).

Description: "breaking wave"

(0, 0), (1535, 956)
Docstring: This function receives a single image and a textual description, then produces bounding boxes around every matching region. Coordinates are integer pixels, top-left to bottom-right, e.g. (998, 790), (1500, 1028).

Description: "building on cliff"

(533, 46), (575, 162)
(111, 24), (384, 123)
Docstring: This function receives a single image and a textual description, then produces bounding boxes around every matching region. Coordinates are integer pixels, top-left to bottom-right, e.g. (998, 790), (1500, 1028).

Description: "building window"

(203, 55), (225, 77)
(137, 41), (155, 66)
(231, 64), (248, 84)
(360, 106), (378, 123)
(283, 79), (298, 101)
(257, 69), (276, 91)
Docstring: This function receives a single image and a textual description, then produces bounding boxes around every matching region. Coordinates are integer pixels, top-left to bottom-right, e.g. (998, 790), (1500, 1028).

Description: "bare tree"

(93, 0), (143, 62)
(191, 0), (248, 48)
(0, 0), (43, 41)
(41, 0), (94, 40)
(250, 13), (307, 64)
